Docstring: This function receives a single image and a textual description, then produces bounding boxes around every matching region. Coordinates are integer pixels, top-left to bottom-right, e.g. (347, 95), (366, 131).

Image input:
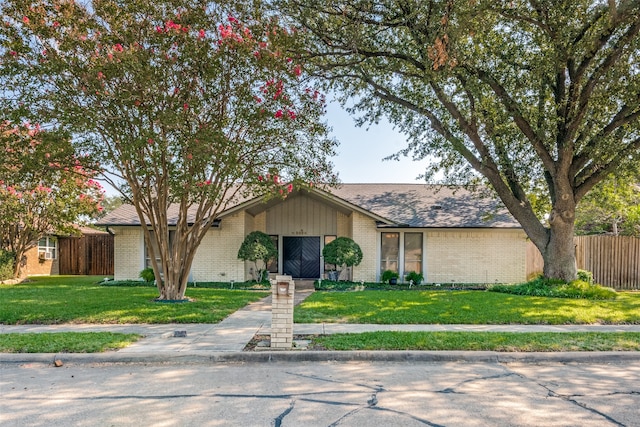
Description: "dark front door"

(283, 237), (320, 279)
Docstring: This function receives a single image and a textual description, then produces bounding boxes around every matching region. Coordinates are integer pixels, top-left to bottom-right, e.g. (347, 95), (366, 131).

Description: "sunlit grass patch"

(0, 276), (268, 324)
(0, 332), (141, 353)
(294, 290), (640, 324)
(311, 332), (640, 351)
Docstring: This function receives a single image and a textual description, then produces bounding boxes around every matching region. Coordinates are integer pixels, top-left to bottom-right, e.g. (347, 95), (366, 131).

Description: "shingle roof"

(97, 184), (520, 229)
(329, 184), (520, 228)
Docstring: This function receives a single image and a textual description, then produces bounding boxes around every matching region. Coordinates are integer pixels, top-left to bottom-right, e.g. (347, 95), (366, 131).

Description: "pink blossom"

(287, 183), (293, 193)
(147, 138), (153, 144)
(186, 153), (193, 160)
(10, 51), (17, 57)
(293, 64), (302, 76)
(183, 103), (189, 110)
(274, 110), (283, 119)
(198, 29), (205, 39)
(228, 16), (238, 24)
(113, 43), (124, 52)
(258, 175), (263, 181)
(97, 71), (104, 79)
(287, 110), (296, 120)
(22, 16), (29, 24)
(53, 21), (60, 28)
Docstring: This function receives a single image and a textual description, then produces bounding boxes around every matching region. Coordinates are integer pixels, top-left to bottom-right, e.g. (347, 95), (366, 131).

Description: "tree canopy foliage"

(0, 122), (103, 278)
(237, 231), (277, 282)
(1, 0), (337, 298)
(575, 173), (640, 236)
(322, 236), (363, 279)
(280, 0), (640, 281)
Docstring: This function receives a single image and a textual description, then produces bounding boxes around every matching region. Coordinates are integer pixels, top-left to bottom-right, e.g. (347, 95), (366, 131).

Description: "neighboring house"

(97, 184), (527, 284)
(20, 226), (114, 277)
(21, 235), (60, 276)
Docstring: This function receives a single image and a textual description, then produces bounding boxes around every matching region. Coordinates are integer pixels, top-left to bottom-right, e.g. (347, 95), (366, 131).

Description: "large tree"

(1, 0), (336, 299)
(0, 121), (103, 278)
(575, 172), (640, 236)
(280, 0), (640, 281)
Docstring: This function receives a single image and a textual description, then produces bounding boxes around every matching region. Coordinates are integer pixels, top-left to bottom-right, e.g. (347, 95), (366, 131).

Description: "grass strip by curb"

(310, 332), (640, 352)
(0, 332), (142, 353)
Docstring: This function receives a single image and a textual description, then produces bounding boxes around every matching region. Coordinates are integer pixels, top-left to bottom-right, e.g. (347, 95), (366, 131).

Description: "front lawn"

(0, 332), (141, 353)
(0, 276), (269, 324)
(294, 290), (640, 324)
(310, 331), (640, 351)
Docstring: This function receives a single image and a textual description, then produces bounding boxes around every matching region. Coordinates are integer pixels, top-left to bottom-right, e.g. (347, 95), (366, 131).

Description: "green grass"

(311, 331), (640, 351)
(294, 290), (640, 324)
(0, 332), (141, 353)
(0, 276), (269, 324)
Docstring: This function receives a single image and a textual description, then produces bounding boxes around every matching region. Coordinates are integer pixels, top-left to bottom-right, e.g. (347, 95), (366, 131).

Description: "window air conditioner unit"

(44, 252), (53, 260)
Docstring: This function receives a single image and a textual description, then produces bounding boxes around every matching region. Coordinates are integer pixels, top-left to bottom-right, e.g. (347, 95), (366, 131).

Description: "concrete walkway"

(2, 290), (640, 364)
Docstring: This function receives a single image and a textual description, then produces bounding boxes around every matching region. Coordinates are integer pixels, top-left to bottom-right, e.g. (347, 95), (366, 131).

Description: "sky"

(100, 99), (427, 197)
(325, 101), (427, 184)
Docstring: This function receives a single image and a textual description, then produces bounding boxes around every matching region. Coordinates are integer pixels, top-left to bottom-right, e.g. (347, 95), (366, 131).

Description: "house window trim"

(378, 231), (425, 282)
(38, 236), (57, 260)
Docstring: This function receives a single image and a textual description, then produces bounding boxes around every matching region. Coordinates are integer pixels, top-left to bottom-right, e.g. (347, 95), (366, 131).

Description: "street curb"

(2, 350), (640, 365)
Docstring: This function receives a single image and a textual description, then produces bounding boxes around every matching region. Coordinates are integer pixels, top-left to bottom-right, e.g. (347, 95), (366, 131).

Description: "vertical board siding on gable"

(266, 194), (337, 236)
(425, 229), (526, 284)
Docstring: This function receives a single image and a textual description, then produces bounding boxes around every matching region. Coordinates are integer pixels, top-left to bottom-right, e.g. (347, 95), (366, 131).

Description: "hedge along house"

(97, 184), (527, 284)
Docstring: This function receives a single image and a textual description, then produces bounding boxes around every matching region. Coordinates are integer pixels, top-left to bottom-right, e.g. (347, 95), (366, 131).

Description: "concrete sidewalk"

(2, 291), (640, 364)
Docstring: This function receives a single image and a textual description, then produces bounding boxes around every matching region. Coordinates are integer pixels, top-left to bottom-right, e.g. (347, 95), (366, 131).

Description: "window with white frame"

(38, 236), (57, 260)
(404, 232), (423, 275)
(380, 232), (399, 274)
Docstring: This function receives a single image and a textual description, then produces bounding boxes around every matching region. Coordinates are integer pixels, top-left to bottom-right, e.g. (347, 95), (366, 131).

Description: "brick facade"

(109, 194), (527, 284)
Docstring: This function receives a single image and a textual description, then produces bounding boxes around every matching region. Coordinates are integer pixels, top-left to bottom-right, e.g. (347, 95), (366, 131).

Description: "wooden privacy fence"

(526, 236), (640, 290)
(58, 234), (114, 276)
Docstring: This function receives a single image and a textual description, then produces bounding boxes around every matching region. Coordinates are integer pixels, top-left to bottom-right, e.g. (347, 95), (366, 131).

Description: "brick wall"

(351, 212), (378, 282)
(191, 212), (247, 282)
(425, 229), (526, 284)
(111, 227), (143, 280)
(22, 246), (58, 276)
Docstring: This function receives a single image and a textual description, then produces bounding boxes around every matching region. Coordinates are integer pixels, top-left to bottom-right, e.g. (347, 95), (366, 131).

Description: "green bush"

(405, 271), (423, 285)
(322, 237), (363, 280)
(489, 275), (617, 300)
(237, 231), (277, 282)
(381, 270), (399, 283)
(139, 268), (155, 283)
(0, 250), (15, 281)
(577, 269), (594, 285)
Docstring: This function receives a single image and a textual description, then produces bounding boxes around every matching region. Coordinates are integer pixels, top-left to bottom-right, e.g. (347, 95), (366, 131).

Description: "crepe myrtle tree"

(1, 0), (337, 299)
(237, 231), (277, 282)
(280, 0), (640, 282)
(322, 236), (362, 281)
(0, 121), (103, 278)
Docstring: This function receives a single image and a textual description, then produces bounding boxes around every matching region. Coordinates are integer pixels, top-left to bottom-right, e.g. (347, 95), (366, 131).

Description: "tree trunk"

(540, 202), (578, 282)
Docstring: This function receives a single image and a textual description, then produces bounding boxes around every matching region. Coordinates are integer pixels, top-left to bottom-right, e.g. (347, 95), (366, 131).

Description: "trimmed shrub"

(322, 237), (363, 281)
(405, 271), (424, 285)
(0, 250), (15, 281)
(381, 269), (399, 283)
(489, 275), (617, 300)
(237, 231), (277, 282)
(139, 267), (155, 282)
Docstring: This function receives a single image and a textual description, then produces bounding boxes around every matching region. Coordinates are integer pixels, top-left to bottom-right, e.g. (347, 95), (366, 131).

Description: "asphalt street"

(1, 359), (639, 426)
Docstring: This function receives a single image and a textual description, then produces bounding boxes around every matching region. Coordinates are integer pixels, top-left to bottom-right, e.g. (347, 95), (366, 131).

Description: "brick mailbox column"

(271, 275), (295, 349)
